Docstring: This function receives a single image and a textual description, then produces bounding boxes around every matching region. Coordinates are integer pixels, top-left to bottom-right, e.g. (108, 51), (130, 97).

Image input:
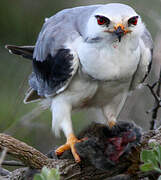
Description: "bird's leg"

(102, 107), (116, 128)
(56, 133), (81, 162)
(108, 118), (116, 128)
(51, 99), (83, 162)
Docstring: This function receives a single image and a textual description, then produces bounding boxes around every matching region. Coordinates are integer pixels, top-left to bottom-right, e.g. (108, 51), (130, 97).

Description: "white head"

(85, 3), (144, 43)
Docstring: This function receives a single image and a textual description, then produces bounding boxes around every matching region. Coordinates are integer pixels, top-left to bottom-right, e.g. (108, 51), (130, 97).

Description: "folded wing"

(130, 27), (153, 90)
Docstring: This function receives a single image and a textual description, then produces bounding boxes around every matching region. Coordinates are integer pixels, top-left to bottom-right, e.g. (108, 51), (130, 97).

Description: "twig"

(151, 69), (161, 130)
(0, 148), (7, 167)
(146, 67), (161, 130)
(0, 167), (11, 177)
(0, 148), (9, 180)
(2, 161), (25, 167)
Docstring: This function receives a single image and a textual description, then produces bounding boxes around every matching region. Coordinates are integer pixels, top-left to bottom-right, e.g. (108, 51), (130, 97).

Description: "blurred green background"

(0, 0), (161, 155)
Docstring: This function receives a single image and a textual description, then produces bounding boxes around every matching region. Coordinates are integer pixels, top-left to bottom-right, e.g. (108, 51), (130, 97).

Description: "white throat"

(77, 35), (140, 81)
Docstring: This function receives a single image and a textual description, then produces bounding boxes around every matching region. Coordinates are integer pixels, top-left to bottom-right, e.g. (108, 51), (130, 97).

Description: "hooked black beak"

(114, 25), (125, 42)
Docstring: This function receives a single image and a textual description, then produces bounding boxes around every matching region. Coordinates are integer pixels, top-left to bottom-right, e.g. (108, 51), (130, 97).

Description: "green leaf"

(140, 144), (161, 174)
(41, 166), (50, 179)
(153, 149), (160, 164)
(141, 150), (153, 163)
(34, 166), (60, 180)
(48, 168), (60, 180)
(149, 141), (157, 148)
(154, 167), (161, 173)
(141, 149), (158, 167)
(140, 163), (153, 172)
(33, 174), (45, 180)
(157, 145), (161, 163)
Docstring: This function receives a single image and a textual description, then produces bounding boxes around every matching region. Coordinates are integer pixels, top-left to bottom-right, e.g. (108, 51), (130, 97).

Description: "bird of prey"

(6, 3), (153, 162)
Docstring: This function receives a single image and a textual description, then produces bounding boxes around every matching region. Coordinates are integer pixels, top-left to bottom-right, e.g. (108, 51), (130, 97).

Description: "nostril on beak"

(114, 26), (125, 42)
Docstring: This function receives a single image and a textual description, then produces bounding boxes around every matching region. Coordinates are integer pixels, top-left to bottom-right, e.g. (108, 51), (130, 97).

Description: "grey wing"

(6, 5), (101, 102)
(130, 27), (153, 90)
(27, 8), (84, 99)
(28, 5), (101, 99)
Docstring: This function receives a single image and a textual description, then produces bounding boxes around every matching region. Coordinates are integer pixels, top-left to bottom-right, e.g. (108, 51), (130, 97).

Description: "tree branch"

(2, 160), (25, 167)
(0, 125), (161, 180)
(0, 133), (49, 169)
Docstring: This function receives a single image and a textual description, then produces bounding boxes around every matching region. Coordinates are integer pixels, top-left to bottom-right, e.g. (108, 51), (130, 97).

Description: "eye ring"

(128, 16), (139, 26)
(95, 15), (110, 26)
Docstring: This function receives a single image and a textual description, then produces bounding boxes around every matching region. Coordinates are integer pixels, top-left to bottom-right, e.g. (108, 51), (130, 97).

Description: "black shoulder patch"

(30, 49), (74, 96)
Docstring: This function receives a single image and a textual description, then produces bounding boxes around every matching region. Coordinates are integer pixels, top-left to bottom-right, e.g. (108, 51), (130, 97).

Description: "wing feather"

(29, 5), (100, 99)
(29, 48), (79, 98)
(130, 27), (153, 90)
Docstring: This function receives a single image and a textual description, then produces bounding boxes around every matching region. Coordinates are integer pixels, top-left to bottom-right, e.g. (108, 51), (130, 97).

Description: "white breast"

(77, 37), (141, 82)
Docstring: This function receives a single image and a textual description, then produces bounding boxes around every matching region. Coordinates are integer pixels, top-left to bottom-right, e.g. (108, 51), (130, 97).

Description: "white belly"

(63, 71), (131, 109)
(90, 79), (131, 107)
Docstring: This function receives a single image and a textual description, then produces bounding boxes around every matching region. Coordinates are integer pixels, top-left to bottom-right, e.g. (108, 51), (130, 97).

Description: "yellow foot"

(56, 133), (83, 163)
(108, 120), (116, 128)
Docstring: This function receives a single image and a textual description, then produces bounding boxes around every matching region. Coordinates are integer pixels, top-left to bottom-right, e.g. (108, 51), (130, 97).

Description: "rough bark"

(0, 133), (49, 169)
(0, 126), (161, 180)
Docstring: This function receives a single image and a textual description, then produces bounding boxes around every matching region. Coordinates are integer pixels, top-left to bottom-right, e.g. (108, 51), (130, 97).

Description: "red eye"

(95, 15), (110, 26)
(97, 17), (106, 25)
(128, 16), (139, 26)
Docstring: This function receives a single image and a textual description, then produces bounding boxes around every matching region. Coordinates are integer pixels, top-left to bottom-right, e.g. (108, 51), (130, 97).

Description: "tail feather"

(5, 45), (34, 60)
(24, 88), (42, 104)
